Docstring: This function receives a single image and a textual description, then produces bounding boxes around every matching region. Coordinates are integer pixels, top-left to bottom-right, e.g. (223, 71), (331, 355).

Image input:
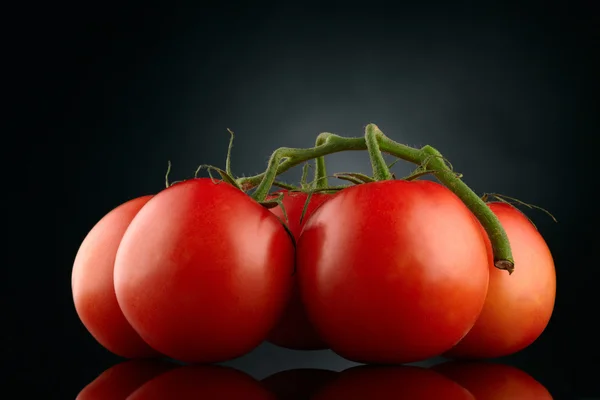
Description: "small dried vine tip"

(495, 259), (515, 275)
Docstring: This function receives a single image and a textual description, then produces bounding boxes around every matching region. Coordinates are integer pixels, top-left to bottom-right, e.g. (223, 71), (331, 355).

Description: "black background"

(10, 1), (598, 398)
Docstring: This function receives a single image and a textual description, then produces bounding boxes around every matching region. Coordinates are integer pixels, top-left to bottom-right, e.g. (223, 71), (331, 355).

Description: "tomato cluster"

(72, 177), (555, 365)
(72, 126), (556, 365)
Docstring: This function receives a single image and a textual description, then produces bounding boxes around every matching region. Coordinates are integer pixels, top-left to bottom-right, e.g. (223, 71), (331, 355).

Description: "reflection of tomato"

(297, 180), (489, 364)
(76, 359), (175, 399)
(266, 191), (332, 350)
(261, 368), (339, 399)
(72, 195), (159, 358)
(433, 361), (553, 399)
(445, 202), (556, 359)
(113, 179), (295, 363)
(128, 365), (276, 399)
(312, 365), (474, 399)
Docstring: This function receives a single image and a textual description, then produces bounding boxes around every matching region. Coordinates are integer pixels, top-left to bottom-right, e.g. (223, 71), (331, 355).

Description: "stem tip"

(494, 259), (515, 275)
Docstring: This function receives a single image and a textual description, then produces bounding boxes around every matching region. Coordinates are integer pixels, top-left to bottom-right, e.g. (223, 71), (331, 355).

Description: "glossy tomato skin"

(433, 361), (553, 399)
(297, 180), (490, 364)
(444, 202), (556, 359)
(266, 190), (332, 350)
(113, 179), (295, 364)
(76, 359), (176, 399)
(128, 365), (276, 399)
(72, 195), (159, 358)
(311, 365), (475, 399)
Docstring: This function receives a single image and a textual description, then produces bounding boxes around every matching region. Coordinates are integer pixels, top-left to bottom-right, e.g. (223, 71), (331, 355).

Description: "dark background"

(10, 2), (597, 398)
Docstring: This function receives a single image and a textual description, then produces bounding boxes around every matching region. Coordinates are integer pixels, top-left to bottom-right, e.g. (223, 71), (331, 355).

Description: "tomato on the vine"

(297, 180), (490, 364)
(266, 190), (332, 350)
(113, 178), (295, 363)
(433, 361), (553, 399)
(72, 195), (159, 358)
(444, 202), (556, 359)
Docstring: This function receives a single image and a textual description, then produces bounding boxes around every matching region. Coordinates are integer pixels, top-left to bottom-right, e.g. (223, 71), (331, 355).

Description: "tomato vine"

(234, 123), (515, 274)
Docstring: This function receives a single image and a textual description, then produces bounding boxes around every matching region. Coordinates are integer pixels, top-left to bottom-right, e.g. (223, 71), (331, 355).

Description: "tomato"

(266, 190), (332, 350)
(76, 359), (176, 399)
(297, 180), (490, 364)
(113, 178), (295, 363)
(261, 368), (339, 399)
(433, 361), (552, 399)
(128, 365), (276, 399)
(311, 365), (475, 399)
(72, 195), (159, 358)
(444, 202), (556, 359)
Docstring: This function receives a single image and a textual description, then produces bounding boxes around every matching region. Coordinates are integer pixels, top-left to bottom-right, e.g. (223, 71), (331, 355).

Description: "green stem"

(240, 123), (514, 273)
(313, 133), (330, 189)
(365, 124), (393, 180)
(247, 135), (366, 199)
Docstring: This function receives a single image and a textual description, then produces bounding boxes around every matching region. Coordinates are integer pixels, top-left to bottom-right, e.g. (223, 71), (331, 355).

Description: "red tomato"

(433, 361), (553, 399)
(261, 368), (339, 399)
(311, 365), (475, 399)
(444, 202), (556, 359)
(113, 178), (295, 363)
(128, 365), (276, 399)
(76, 359), (176, 399)
(297, 180), (490, 364)
(266, 190), (332, 350)
(72, 195), (159, 358)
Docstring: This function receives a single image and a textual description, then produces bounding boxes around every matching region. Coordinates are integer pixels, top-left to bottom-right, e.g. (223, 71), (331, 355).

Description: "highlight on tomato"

(261, 368), (339, 399)
(76, 359), (176, 400)
(71, 195), (160, 358)
(311, 365), (475, 399)
(297, 179), (490, 364)
(266, 190), (332, 350)
(113, 178), (295, 364)
(128, 365), (275, 399)
(444, 202), (556, 359)
(433, 360), (553, 399)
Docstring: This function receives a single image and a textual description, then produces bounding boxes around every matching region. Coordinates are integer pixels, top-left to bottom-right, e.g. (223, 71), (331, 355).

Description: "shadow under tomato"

(261, 368), (339, 399)
(76, 358), (177, 399)
(127, 364), (275, 399)
(310, 364), (475, 399)
(432, 360), (553, 399)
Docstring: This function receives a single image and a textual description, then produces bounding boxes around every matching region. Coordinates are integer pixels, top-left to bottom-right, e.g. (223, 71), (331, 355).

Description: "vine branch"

(240, 123), (514, 273)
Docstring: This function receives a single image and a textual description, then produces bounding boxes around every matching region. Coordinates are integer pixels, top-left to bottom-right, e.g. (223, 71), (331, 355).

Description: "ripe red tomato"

(444, 202), (556, 359)
(311, 365), (475, 399)
(297, 180), (490, 364)
(433, 361), (553, 399)
(261, 368), (339, 399)
(128, 365), (275, 399)
(76, 359), (176, 399)
(72, 195), (159, 358)
(266, 190), (332, 350)
(113, 178), (295, 363)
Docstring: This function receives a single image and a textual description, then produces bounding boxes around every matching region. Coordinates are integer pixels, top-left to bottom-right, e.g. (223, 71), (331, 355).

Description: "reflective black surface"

(72, 352), (563, 399)
(28, 342), (586, 399)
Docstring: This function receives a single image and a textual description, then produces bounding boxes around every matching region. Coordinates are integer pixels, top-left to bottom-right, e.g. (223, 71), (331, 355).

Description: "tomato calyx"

(481, 193), (557, 224)
(333, 172), (375, 185)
